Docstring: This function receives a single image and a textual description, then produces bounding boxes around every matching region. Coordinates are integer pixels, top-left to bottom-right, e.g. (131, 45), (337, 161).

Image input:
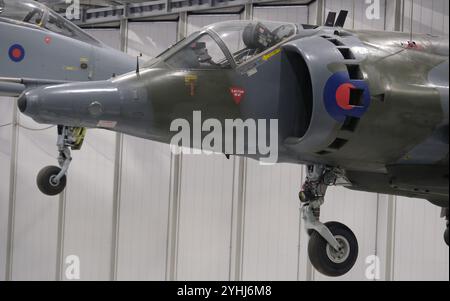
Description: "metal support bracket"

(302, 204), (341, 251)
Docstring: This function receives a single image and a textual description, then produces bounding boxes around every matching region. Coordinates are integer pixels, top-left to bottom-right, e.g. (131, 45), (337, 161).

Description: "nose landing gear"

(300, 164), (358, 277)
(36, 125), (86, 196)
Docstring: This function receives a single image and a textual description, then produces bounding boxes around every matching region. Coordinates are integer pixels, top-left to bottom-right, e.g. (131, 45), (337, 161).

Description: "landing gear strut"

(300, 164), (358, 277)
(36, 126), (86, 196)
(443, 208), (449, 247)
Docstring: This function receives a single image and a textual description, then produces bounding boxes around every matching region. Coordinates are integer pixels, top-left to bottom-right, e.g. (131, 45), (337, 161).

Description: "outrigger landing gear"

(300, 164), (358, 277)
(36, 125), (86, 196)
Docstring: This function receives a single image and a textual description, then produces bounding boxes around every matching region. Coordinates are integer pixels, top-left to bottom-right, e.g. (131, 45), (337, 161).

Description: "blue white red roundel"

(323, 72), (371, 122)
(8, 44), (26, 62)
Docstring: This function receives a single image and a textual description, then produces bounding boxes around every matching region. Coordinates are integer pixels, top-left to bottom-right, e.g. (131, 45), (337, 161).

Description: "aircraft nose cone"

(18, 93), (27, 113)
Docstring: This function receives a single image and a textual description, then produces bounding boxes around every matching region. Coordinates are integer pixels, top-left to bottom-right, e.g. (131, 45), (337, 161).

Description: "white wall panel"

(87, 28), (120, 48)
(384, 0), (398, 31)
(308, 0), (319, 25)
(87, 29), (121, 49)
(254, 6), (308, 23)
(128, 22), (178, 60)
(313, 187), (379, 281)
(0, 99), (13, 281)
(116, 139), (171, 280)
(353, 0), (386, 30)
(114, 22), (176, 280)
(62, 130), (116, 281)
(242, 161), (305, 281)
(393, 197), (449, 281)
(12, 116), (59, 280)
(187, 15), (241, 35)
(57, 29), (121, 281)
(403, 0), (449, 35)
(176, 154), (234, 280)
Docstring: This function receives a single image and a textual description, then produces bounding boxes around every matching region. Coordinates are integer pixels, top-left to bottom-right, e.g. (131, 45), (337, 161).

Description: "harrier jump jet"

(16, 12), (449, 277)
(0, 0), (135, 96)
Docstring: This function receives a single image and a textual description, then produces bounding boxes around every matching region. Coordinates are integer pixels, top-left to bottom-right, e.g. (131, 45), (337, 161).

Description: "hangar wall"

(0, 0), (448, 281)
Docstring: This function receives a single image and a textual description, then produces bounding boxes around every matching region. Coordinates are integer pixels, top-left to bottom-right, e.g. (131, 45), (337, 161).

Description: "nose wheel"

(300, 164), (358, 277)
(36, 125), (86, 196)
(308, 221), (358, 277)
(37, 166), (67, 196)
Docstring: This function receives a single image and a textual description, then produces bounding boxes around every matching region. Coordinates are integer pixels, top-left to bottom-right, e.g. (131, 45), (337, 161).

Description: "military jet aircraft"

(15, 10), (449, 277)
(0, 0), (135, 96)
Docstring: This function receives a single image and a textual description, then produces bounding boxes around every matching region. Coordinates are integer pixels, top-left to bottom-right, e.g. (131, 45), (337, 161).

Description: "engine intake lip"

(18, 93), (27, 113)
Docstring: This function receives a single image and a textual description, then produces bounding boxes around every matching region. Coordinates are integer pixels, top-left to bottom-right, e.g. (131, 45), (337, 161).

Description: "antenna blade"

(325, 12), (337, 27)
(335, 10), (349, 27)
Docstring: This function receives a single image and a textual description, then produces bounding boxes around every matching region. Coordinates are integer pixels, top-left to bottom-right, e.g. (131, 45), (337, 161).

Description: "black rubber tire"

(36, 166), (67, 196)
(445, 228), (449, 247)
(308, 221), (358, 277)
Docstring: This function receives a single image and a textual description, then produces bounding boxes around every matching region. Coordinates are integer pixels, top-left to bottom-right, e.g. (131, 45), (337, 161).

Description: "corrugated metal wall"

(0, 0), (448, 281)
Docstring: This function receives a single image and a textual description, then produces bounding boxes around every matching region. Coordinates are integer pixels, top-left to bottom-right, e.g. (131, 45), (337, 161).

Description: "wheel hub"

(49, 175), (60, 187)
(326, 235), (350, 264)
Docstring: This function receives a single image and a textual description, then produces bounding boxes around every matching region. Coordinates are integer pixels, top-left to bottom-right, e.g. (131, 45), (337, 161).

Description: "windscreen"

(208, 20), (297, 64)
(0, 0), (45, 25)
(0, 0), (101, 46)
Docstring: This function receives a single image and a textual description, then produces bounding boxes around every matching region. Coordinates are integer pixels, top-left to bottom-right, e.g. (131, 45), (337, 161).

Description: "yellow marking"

(262, 48), (281, 61)
(184, 74), (198, 83)
(80, 57), (89, 63)
(71, 127), (87, 150)
(64, 66), (78, 71)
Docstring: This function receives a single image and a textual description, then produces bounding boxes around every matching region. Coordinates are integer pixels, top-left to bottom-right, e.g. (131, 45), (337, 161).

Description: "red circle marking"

(336, 83), (355, 110)
(45, 36), (52, 44)
(11, 48), (22, 59)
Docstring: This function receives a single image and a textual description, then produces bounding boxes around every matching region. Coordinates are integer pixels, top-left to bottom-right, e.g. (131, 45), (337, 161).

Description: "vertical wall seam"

(5, 103), (19, 281)
(164, 13), (187, 281)
(385, 195), (397, 281)
(373, 194), (381, 272)
(110, 133), (124, 281)
(55, 191), (67, 281)
(173, 153), (183, 281)
(164, 153), (174, 281)
(238, 158), (248, 281)
(110, 17), (128, 281)
(165, 152), (182, 281)
(228, 157), (247, 281)
(296, 166), (304, 281)
(164, 152), (184, 280)
(227, 157), (237, 281)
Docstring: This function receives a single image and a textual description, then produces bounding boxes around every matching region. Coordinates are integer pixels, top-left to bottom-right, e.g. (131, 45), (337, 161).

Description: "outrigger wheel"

(308, 221), (358, 277)
(37, 166), (67, 196)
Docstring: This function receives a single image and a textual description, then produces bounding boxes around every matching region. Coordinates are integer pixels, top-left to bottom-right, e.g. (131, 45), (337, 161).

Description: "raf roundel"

(323, 72), (371, 123)
(8, 44), (26, 63)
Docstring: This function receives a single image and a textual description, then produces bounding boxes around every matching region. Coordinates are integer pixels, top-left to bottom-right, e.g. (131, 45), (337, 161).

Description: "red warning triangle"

(230, 87), (245, 105)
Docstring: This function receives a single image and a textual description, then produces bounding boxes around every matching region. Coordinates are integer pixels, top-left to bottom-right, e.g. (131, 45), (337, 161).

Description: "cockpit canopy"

(156, 20), (298, 69)
(0, 0), (100, 45)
